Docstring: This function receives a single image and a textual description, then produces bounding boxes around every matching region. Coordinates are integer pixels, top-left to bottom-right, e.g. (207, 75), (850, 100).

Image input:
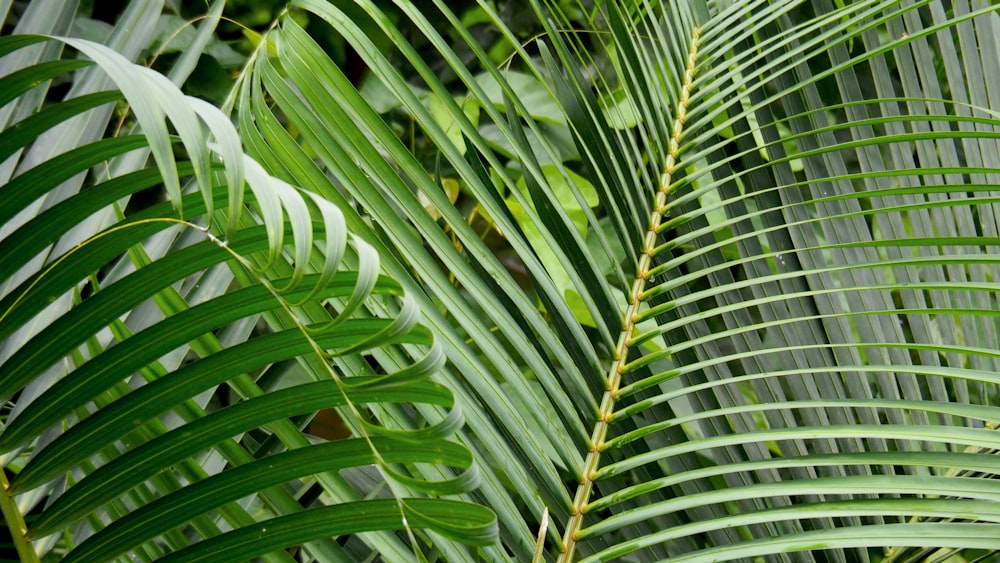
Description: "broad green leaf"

(477, 70), (567, 124)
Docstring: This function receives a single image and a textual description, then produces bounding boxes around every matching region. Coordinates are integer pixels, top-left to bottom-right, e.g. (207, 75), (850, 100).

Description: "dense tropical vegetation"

(3, 0), (1000, 560)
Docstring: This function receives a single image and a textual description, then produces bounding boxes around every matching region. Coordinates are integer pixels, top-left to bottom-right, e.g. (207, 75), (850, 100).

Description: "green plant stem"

(0, 466), (39, 563)
(558, 24), (702, 562)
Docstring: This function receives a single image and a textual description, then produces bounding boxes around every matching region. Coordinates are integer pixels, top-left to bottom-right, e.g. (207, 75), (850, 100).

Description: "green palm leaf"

(7, 0), (1000, 560)
(241, 0), (1000, 560)
(0, 7), (493, 561)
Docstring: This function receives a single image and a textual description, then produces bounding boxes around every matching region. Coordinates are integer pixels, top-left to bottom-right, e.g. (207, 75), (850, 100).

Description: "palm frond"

(7, 0), (1000, 560)
(244, 0), (1000, 560)
(0, 13), (492, 562)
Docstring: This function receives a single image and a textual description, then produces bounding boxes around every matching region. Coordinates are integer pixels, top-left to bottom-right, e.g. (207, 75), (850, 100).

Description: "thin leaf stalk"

(558, 26), (701, 562)
(0, 468), (38, 562)
(208, 222), (430, 555)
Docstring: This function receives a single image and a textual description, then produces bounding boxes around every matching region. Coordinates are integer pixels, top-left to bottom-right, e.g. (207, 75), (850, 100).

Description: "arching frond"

(0, 18), (493, 563)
